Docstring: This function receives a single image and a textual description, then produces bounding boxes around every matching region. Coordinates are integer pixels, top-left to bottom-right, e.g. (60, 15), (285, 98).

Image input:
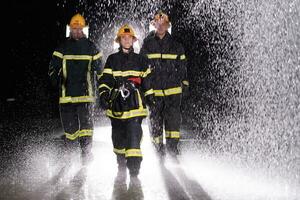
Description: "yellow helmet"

(69, 13), (86, 29)
(151, 10), (170, 26)
(115, 24), (137, 43)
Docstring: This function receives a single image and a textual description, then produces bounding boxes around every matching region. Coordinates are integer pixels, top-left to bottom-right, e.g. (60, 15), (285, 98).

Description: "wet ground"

(0, 116), (299, 200)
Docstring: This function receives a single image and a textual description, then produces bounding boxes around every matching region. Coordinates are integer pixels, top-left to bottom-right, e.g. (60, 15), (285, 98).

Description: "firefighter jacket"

(140, 31), (188, 97)
(48, 37), (102, 104)
(98, 48), (154, 119)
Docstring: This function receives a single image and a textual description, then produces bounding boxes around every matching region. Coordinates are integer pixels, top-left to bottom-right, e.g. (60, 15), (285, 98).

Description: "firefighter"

(140, 11), (189, 158)
(48, 13), (102, 165)
(98, 24), (155, 180)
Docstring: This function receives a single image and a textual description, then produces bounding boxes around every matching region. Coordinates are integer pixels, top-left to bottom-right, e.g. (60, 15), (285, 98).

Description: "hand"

(99, 91), (110, 109)
(145, 95), (156, 107)
(181, 83), (190, 99)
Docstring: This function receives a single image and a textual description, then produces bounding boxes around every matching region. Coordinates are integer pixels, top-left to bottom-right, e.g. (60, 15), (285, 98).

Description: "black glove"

(99, 91), (110, 109)
(181, 82), (190, 99)
(145, 94), (156, 107)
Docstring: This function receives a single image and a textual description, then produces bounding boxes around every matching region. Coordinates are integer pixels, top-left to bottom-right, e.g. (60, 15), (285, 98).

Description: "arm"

(48, 46), (63, 88)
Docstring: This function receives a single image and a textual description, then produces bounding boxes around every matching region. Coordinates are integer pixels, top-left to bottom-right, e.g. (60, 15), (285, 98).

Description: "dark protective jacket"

(98, 48), (154, 119)
(140, 31), (188, 97)
(48, 37), (102, 104)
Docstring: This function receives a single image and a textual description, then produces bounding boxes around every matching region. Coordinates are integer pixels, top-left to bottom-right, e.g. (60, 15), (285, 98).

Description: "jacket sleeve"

(177, 44), (189, 87)
(91, 43), (103, 88)
(140, 56), (154, 97)
(139, 38), (149, 58)
(98, 55), (115, 97)
(48, 45), (64, 87)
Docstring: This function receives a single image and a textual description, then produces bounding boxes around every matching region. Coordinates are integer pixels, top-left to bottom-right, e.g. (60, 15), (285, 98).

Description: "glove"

(181, 81), (190, 99)
(145, 94), (156, 107)
(99, 91), (110, 109)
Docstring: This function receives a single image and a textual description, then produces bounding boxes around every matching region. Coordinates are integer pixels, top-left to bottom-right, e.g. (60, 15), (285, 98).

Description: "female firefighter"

(98, 24), (155, 180)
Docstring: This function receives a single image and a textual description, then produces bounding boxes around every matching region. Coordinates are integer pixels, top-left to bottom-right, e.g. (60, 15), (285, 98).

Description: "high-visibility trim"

(93, 52), (102, 60)
(147, 53), (161, 59)
(142, 68), (151, 78)
(87, 60), (93, 97)
(63, 55), (93, 60)
(97, 74), (102, 80)
(59, 96), (95, 104)
(151, 135), (163, 144)
(147, 53), (179, 60)
(65, 131), (79, 140)
(153, 87), (182, 97)
(112, 70), (143, 77)
(113, 148), (126, 155)
(62, 59), (67, 97)
(161, 54), (178, 59)
(125, 149), (142, 157)
(182, 80), (189, 86)
(165, 131), (180, 139)
(103, 68), (113, 74)
(106, 90), (147, 119)
(99, 84), (112, 90)
(180, 54), (186, 60)
(53, 51), (63, 59)
(78, 129), (93, 137)
(144, 89), (154, 96)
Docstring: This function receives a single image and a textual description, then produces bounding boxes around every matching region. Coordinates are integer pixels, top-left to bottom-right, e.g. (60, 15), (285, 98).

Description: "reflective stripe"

(142, 68), (151, 78)
(144, 89), (154, 96)
(93, 52), (102, 60)
(147, 53), (179, 60)
(113, 70), (143, 77)
(151, 135), (163, 144)
(87, 60), (93, 97)
(59, 96), (95, 104)
(78, 129), (93, 137)
(53, 51), (63, 58)
(97, 74), (102, 80)
(107, 108), (148, 119)
(62, 59), (67, 97)
(103, 68), (113, 74)
(125, 149), (142, 157)
(99, 84), (112, 90)
(165, 131), (180, 139)
(161, 54), (178, 59)
(182, 80), (189, 86)
(147, 53), (161, 59)
(114, 148), (126, 154)
(153, 87), (182, 96)
(180, 54), (186, 60)
(65, 131), (79, 140)
(63, 55), (93, 60)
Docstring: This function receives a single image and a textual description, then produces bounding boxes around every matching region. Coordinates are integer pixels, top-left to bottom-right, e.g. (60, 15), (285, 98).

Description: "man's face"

(70, 27), (84, 40)
(154, 21), (169, 35)
(120, 35), (134, 49)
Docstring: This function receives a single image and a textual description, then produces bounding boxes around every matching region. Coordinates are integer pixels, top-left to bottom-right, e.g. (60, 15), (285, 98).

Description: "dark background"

(1, 0), (240, 140)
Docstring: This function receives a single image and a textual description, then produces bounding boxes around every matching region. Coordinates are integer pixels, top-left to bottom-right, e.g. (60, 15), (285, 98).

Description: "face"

(120, 35), (134, 49)
(154, 21), (169, 35)
(70, 27), (84, 40)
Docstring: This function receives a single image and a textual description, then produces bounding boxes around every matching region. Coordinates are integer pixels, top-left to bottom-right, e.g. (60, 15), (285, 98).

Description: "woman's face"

(120, 35), (134, 49)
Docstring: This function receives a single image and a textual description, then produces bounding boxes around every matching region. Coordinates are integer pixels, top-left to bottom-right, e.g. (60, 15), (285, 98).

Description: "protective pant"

(111, 117), (143, 176)
(59, 103), (93, 160)
(149, 94), (181, 155)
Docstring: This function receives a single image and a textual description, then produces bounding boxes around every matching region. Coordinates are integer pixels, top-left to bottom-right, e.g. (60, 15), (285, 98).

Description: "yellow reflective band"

(147, 53), (161, 59)
(99, 84), (112, 90)
(107, 108), (148, 119)
(93, 52), (102, 60)
(144, 89), (154, 96)
(153, 87), (182, 96)
(53, 51), (63, 58)
(112, 70), (143, 77)
(78, 129), (93, 137)
(165, 131), (180, 139)
(182, 80), (189, 86)
(142, 68), (151, 77)
(87, 60), (93, 97)
(97, 74), (102, 80)
(63, 55), (93, 60)
(180, 54), (186, 60)
(125, 149), (142, 157)
(65, 130), (80, 140)
(113, 148), (126, 154)
(103, 68), (113, 74)
(162, 54), (178, 59)
(59, 96), (95, 104)
(62, 59), (67, 97)
(151, 135), (163, 144)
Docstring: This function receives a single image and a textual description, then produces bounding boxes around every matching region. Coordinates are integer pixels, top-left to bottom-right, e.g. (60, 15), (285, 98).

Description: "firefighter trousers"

(110, 117), (143, 176)
(149, 94), (181, 155)
(59, 103), (94, 159)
